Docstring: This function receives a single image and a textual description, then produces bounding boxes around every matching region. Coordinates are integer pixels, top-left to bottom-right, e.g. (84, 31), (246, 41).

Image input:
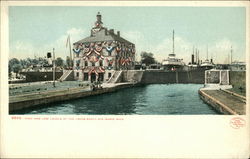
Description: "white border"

(1, 1), (249, 158)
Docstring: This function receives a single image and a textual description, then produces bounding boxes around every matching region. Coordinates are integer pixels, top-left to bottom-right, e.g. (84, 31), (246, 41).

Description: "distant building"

(73, 12), (136, 82)
(229, 61), (246, 71)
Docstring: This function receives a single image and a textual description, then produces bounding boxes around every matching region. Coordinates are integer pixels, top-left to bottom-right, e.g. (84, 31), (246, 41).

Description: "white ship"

(200, 46), (214, 70)
(162, 30), (185, 71)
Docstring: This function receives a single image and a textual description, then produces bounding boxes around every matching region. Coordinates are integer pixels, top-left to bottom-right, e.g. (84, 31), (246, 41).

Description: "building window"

(108, 62), (112, 67)
(92, 62), (95, 66)
(99, 60), (103, 66)
(85, 61), (88, 66)
(98, 73), (104, 81)
(76, 63), (80, 67)
(76, 72), (79, 77)
(108, 73), (112, 78)
(84, 73), (88, 81)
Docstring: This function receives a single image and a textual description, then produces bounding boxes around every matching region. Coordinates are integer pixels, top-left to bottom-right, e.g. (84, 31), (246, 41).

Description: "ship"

(200, 45), (214, 70)
(162, 30), (185, 71)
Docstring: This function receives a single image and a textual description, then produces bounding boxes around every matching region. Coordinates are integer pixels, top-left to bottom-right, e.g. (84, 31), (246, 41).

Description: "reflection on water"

(13, 84), (219, 115)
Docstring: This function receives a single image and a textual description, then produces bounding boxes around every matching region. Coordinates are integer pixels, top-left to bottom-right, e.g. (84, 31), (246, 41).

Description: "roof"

(74, 29), (134, 45)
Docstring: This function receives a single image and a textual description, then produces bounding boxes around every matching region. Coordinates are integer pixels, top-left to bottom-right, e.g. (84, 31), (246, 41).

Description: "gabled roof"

(74, 29), (134, 45)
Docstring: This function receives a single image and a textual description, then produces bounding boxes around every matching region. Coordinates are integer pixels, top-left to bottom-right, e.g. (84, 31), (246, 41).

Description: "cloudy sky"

(9, 6), (246, 64)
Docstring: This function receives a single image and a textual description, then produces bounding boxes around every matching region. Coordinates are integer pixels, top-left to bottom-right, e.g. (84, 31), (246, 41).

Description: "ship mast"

(231, 46), (233, 64)
(206, 45), (208, 60)
(172, 30), (175, 54)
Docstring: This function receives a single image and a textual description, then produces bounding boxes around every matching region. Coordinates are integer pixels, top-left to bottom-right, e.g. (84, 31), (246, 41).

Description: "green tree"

(66, 56), (71, 68)
(55, 57), (64, 67)
(9, 58), (20, 66)
(140, 52), (156, 66)
(12, 64), (22, 78)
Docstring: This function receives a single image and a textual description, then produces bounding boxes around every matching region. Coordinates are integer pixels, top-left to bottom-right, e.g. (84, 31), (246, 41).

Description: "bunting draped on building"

(88, 68), (99, 76)
(99, 67), (105, 73)
(73, 48), (81, 54)
(106, 46), (115, 53)
(116, 46), (121, 53)
(106, 58), (114, 65)
(120, 58), (131, 65)
(89, 55), (99, 63)
(87, 67), (105, 75)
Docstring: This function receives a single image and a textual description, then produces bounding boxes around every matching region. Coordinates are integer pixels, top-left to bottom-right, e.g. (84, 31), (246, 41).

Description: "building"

(73, 12), (136, 82)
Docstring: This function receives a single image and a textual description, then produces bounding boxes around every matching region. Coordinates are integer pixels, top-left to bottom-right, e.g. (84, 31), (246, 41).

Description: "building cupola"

(95, 12), (103, 27)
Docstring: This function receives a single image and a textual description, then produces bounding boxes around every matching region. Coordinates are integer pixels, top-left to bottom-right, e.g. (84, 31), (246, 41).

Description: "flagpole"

(68, 35), (73, 68)
(53, 48), (56, 87)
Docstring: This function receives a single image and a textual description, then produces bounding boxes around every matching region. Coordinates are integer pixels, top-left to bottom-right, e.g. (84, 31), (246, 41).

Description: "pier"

(9, 82), (136, 113)
(198, 70), (246, 115)
(199, 89), (245, 115)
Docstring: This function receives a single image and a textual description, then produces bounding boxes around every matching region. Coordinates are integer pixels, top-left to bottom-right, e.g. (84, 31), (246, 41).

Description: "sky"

(9, 6), (246, 64)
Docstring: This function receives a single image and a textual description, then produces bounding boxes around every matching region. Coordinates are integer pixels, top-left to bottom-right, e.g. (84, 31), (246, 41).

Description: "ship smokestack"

(195, 48), (197, 64)
(198, 50), (200, 65)
(191, 54), (194, 64)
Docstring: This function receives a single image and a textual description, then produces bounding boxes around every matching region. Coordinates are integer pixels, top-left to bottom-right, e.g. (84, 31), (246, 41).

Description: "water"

(13, 84), (220, 115)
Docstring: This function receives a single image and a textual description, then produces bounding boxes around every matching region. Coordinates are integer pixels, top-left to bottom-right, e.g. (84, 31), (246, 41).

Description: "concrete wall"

(140, 70), (205, 84)
(229, 71), (246, 87)
(122, 70), (144, 83)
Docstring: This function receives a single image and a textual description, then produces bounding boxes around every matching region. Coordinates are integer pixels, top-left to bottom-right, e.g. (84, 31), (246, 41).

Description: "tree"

(9, 58), (20, 78)
(9, 58), (20, 66)
(12, 64), (22, 78)
(140, 52), (156, 66)
(55, 57), (64, 67)
(66, 56), (71, 68)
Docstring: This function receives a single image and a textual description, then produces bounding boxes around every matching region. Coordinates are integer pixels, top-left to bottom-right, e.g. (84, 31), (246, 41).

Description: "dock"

(199, 89), (246, 115)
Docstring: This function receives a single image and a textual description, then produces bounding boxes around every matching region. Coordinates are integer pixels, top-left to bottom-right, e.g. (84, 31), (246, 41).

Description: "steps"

(58, 70), (73, 81)
(107, 71), (122, 83)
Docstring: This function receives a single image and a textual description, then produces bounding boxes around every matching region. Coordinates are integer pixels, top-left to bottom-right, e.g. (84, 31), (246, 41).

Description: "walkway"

(199, 89), (245, 115)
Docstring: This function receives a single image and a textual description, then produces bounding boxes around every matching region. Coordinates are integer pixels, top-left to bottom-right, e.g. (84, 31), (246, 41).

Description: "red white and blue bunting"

(116, 47), (121, 53)
(73, 48), (81, 54)
(106, 58), (114, 65)
(88, 68), (99, 76)
(120, 58), (131, 65)
(106, 46), (115, 53)
(99, 67), (105, 73)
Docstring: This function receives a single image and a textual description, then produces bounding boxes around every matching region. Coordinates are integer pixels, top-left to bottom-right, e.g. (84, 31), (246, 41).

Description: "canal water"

(14, 84), (219, 115)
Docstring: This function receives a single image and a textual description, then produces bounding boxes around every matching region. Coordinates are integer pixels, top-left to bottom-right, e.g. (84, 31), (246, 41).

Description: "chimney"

(117, 31), (120, 37)
(211, 59), (213, 64)
(191, 54), (194, 64)
(109, 29), (114, 34)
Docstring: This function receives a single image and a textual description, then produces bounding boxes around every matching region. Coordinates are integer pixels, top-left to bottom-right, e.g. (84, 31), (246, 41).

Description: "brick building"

(73, 12), (136, 82)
